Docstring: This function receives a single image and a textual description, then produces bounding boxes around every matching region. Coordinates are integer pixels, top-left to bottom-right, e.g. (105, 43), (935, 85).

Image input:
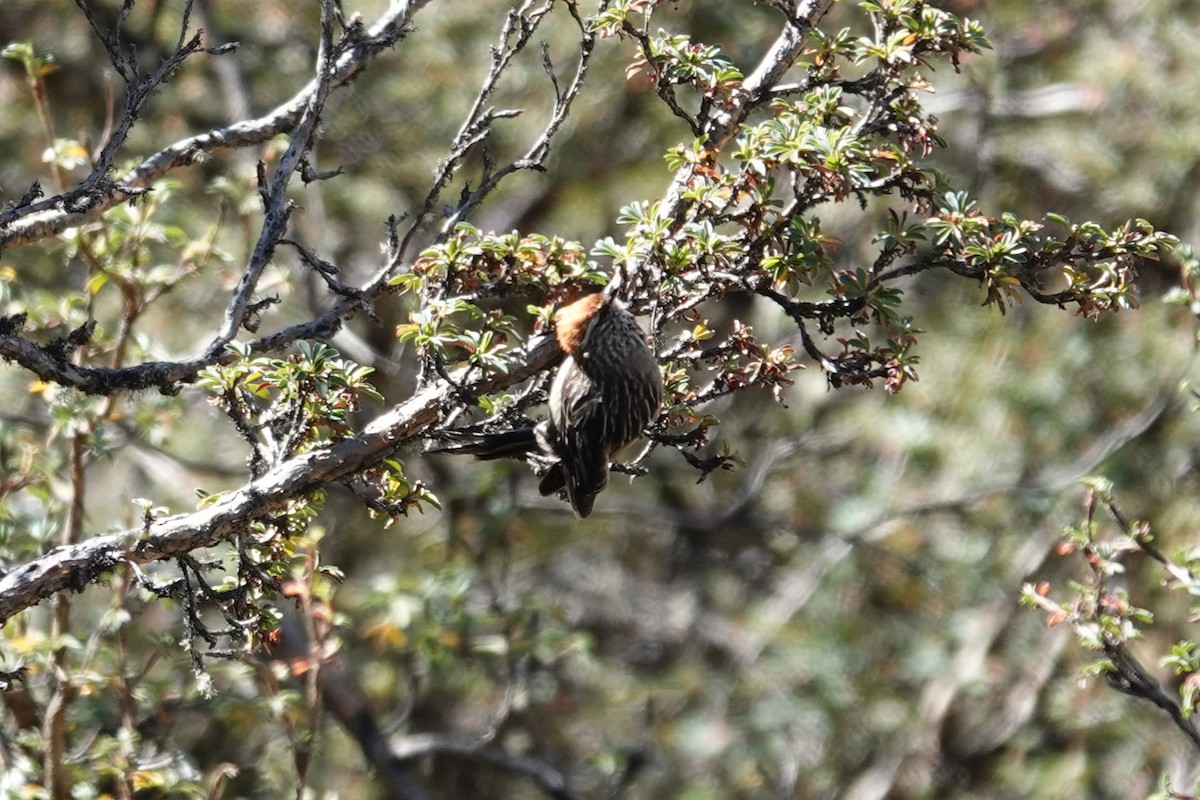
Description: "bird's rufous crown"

(554, 293), (605, 356)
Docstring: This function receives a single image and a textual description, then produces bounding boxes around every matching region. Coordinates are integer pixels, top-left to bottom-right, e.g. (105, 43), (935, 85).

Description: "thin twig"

(0, 1), (426, 251)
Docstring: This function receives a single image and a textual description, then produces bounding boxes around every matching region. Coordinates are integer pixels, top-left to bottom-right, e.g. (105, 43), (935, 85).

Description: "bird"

(432, 290), (662, 518)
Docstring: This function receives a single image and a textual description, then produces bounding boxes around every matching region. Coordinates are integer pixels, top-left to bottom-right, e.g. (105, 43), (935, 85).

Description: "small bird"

(433, 291), (662, 518)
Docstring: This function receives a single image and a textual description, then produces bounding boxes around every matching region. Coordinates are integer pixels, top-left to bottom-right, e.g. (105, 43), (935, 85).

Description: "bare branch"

(0, 331), (201, 394)
(431, 3), (601, 245)
(394, 0), (564, 267)
(203, 0), (344, 359)
(0, 0), (429, 252)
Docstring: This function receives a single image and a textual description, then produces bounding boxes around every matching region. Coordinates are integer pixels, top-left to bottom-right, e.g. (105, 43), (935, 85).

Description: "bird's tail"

(428, 427), (540, 460)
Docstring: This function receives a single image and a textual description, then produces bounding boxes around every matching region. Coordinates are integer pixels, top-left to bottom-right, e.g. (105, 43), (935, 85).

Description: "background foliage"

(1, 1), (1199, 799)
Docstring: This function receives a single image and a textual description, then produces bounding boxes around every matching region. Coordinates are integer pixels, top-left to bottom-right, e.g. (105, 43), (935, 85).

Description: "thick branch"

(0, 307), (347, 394)
(0, 335), (558, 624)
(0, 333), (205, 394)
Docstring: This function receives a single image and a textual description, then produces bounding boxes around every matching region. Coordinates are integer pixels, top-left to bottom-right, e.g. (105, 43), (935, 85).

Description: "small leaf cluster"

(397, 223), (598, 297)
(358, 458), (442, 524)
(856, 1), (989, 70)
(198, 341), (382, 474)
(393, 223), (605, 377)
(1022, 480), (1148, 647)
(592, 2), (746, 132)
(627, 31), (743, 96)
(928, 195), (1174, 317)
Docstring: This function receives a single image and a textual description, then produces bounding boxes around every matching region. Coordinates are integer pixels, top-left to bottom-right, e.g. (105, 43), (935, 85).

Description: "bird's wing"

(548, 358), (609, 517)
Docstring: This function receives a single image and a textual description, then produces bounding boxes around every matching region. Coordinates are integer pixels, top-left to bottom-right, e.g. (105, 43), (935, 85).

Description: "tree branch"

(705, 0), (835, 147)
(0, 335), (559, 624)
(0, 0), (430, 252)
(0, 329), (203, 394)
(1102, 638), (1200, 752)
(203, 0), (344, 359)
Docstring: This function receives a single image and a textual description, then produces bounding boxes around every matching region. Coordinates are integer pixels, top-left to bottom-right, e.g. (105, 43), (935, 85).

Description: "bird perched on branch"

(432, 290), (662, 518)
